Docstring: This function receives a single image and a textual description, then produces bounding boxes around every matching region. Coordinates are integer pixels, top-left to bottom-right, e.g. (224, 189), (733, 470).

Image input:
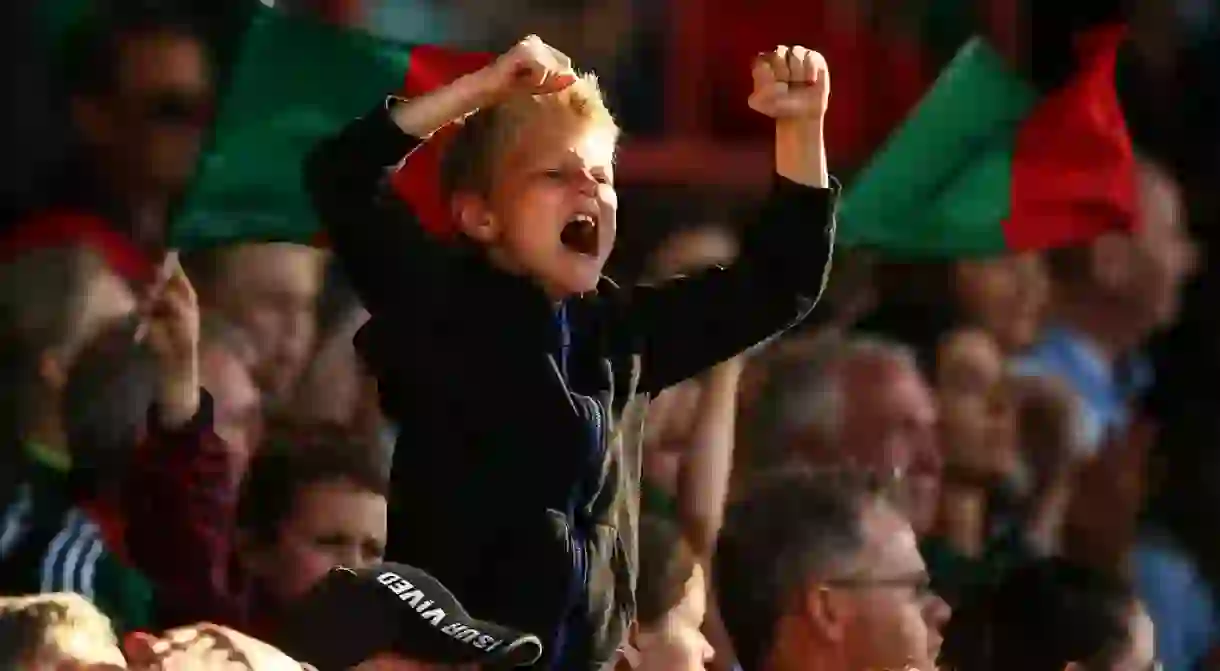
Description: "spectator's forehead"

(216, 244), (324, 298)
(115, 30), (210, 98)
(854, 500), (923, 575)
(842, 354), (932, 414)
(496, 115), (616, 183)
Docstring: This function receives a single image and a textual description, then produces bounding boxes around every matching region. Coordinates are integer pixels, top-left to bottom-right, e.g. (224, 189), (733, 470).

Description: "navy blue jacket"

(304, 101), (838, 670)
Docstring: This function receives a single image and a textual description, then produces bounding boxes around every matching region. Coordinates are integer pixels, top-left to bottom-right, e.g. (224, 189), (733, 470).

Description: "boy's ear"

(451, 191), (498, 244)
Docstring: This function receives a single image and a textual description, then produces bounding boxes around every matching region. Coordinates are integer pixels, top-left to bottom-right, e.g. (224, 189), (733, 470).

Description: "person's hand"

(1062, 418), (1153, 572)
(481, 35), (576, 99)
(749, 45), (830, 121)
(140, 252), (201, 428)
(1012, 374), (1080, 491)
(125, 624), (307, 670)
(1010, 374), (1082, 555)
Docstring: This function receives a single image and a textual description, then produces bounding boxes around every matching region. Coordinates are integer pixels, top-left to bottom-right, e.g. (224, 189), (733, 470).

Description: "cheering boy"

(305, 36), (835, 669)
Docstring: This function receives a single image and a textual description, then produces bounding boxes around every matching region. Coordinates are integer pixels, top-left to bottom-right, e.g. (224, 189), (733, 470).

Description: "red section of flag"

(0, 210), (156, 283)
(389, 46), (495, 239)
(400, 45), (496, 98)
(1003, 24), (1136, 251)
(691, 0), (932, 165)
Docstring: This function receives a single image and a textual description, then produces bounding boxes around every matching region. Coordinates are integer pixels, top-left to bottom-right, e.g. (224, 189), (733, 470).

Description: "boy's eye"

(543, 169), (565, 179)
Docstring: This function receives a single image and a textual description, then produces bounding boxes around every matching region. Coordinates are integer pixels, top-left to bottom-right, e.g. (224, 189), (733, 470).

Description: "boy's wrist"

(388, 67), (502, 138)
(457, 66), (504, 109)
(774, 118), (828, 188)
(156, 365), (200, 429)
(704, 356), (746, 382)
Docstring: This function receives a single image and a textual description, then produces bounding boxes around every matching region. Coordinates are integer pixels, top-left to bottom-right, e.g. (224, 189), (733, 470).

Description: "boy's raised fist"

(485, 35), (577, 98)
(748, 45), (830, 121)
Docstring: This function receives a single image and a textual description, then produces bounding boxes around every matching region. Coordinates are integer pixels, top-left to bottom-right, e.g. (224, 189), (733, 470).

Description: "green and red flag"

(172, 4), (491, 249)
(838, 23), (1136, 258)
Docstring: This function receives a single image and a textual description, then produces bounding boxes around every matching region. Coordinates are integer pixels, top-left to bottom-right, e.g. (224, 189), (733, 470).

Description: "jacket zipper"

(553, 394), (604, 668)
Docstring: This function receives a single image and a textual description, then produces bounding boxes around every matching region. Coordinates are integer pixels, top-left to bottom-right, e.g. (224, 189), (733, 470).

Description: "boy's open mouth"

(561, 215), (599, 257)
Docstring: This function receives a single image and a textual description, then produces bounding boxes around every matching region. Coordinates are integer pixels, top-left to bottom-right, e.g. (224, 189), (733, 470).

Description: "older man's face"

(830, 500), (951, 671)
(839, 358), (941, 534)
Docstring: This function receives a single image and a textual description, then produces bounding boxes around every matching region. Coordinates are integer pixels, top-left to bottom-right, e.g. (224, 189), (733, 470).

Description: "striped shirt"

(0, 444), (153, 632)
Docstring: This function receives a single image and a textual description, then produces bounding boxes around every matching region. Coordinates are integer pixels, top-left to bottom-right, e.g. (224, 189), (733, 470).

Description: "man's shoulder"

(1013, 336), (1066, 376)
(0, 503), (112, 593)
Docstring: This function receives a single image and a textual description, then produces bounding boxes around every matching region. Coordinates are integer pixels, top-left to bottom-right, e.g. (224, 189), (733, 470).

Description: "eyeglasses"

(822, 572), (936, 600)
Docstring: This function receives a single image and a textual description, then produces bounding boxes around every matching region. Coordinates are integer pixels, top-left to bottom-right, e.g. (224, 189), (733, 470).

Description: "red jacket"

(122, 392), (252, 631)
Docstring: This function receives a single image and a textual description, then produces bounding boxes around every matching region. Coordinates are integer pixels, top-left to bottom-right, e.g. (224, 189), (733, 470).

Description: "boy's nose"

(572, 171), (599, 195)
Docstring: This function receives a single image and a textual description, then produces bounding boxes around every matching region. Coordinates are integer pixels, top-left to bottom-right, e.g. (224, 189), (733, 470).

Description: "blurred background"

(0, 0), (1218, 669)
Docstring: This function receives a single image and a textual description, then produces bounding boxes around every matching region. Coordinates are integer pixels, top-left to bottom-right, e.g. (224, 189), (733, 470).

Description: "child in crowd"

(235, 428), (390, 621)
(128, 417), (389, 640)
(182, 243), (327, 400)
(306, 36), (835, 668)
(618, 515), (713, 671)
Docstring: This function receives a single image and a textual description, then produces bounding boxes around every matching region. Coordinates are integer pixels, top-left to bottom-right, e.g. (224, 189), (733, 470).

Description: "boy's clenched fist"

(749, 45), (830, 121)
(484, 35), (576, 98)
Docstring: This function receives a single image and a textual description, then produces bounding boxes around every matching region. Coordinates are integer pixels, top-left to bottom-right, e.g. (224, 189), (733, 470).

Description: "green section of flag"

(838, 38), (1038, 258)
(173, 4), (411, 249)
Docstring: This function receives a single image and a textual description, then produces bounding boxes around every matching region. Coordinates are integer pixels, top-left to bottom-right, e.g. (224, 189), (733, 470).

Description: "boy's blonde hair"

(440, 73), (620, 197)
(0, 593), (120, 667)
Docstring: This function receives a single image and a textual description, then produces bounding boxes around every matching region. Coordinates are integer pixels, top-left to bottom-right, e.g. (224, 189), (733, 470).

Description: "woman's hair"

(636, 515), (699, 628)
(63, 315), (159, 488)
(942, 558), (1136, 671)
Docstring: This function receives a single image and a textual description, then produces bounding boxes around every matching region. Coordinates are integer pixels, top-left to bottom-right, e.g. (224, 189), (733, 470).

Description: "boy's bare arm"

(390, 35), (575, 138)
(752, 46), (830, 188)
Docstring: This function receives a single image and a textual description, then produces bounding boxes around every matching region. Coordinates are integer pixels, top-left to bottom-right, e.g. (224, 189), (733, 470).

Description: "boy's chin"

(544, 263), (604, 299)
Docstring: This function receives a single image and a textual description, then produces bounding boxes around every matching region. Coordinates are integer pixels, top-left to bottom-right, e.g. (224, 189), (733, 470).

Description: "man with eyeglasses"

(2, 3), (213, 283)
(713, 467), (951, 671)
